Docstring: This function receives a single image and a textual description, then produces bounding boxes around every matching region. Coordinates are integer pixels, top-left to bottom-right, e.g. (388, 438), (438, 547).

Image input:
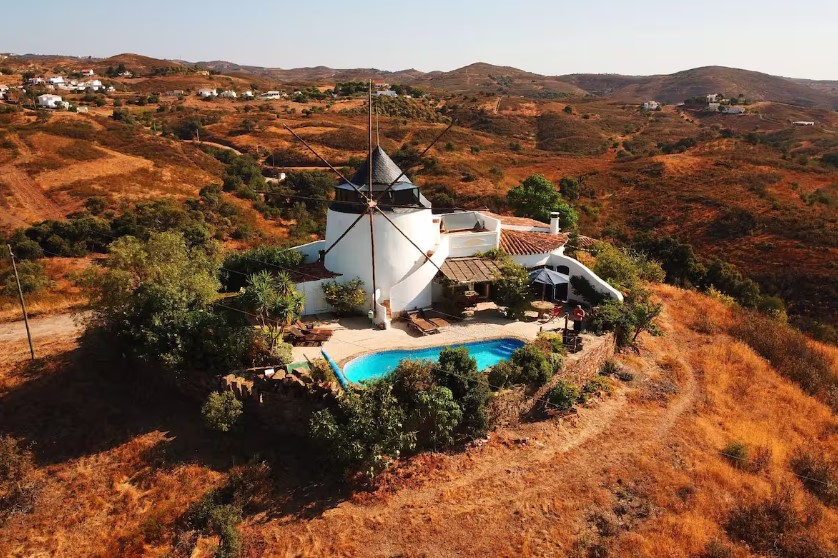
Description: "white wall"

(297, 278), (332, 315)
(547, 253), (623, 302)
(446, 230), (499, 257)
(390, 234), (450, 313)
(294, 240), (325, 263)
(323, 207), (436, 308)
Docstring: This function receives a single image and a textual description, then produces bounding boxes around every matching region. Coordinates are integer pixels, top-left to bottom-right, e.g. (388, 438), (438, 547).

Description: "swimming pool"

(341, 337), (526, 384)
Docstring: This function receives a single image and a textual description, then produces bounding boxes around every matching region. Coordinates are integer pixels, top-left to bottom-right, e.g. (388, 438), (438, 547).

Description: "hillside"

(1, 286), (837, 556)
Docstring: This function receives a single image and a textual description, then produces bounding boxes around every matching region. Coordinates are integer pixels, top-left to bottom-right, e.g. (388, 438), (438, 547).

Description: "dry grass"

(0, 284), (837, 556)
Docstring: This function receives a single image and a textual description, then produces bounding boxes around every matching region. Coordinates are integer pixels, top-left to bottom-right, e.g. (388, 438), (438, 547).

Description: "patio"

(291, 302), (596, 367)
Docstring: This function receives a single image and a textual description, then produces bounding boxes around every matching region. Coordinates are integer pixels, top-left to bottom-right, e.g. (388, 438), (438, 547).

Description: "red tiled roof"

(577, 235), (596, 248)
(290, 261), (341, 283)
(481, 211), (550, 230)
(500, 229), (568, 256)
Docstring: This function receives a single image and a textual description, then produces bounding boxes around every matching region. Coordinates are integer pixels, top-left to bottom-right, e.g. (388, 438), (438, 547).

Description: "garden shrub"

(201, 391), (244, 433)
(487, 360), (520, 390)
(321, 278), (367, 316)
(510, 344), (553, 386)
(434, 347), (490, 438)
(308, 358), (334, 383)
(720, 441), (771, 473)
(548, 380), (579, 411)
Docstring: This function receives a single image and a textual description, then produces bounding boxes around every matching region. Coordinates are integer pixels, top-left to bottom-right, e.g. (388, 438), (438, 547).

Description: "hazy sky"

(3, 0), (836, 79)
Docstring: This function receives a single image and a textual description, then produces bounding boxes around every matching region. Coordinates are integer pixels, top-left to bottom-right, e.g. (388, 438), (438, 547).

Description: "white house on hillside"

(197, 88), (217, 98)
(706, 93), (720, 103)
(220, 90), (237, 98)
(288, 147), (622, 324)
(47, 76), (65, 85)
(81, 68), (94, 77)
(37, 94), (64, 108)
(642, 101), (659, 110)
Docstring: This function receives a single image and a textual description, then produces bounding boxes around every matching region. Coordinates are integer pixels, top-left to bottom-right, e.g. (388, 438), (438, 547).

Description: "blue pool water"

(341, 337), (525, 384)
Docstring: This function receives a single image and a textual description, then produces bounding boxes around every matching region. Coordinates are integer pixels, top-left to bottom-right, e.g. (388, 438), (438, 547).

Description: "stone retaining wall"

(488, 332), (616, 427)
(220, 369), (339, 435)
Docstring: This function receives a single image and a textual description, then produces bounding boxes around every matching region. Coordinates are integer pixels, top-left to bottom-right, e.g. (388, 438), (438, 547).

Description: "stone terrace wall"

(488, 332), (616, 427)
(221, 370), (339, 436)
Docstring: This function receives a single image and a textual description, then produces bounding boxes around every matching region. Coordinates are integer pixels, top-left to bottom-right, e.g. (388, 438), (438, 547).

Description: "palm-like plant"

(243, 270), (305, 350)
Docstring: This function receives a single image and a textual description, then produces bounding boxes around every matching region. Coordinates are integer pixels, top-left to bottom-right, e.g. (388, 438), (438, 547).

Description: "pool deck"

(292, 305), (578, 366)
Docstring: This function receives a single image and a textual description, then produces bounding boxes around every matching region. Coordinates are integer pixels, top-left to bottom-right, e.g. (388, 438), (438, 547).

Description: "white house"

(37, 94), (63, 108)
(706, 93), (720, 103)
(792, 121), (815, 126)
(219, 90), (237, 98)
(80, 68), (94, 77)
(258, 91), (282, 100)
(197, 88), (217, 98)
(642, 101), (659, 111)
(288, 147), (622, 324)
(376, 90), (397, 97)
(28, 77), (45, 86)
(79, 79), (103, 91)
(707, 102), (720, 112)
(242, 90), (254, 99)
(47, 76), (65, 85)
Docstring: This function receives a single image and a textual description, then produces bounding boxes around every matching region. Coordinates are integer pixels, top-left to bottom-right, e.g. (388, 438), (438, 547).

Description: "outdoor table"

(531, 300), (554, 320)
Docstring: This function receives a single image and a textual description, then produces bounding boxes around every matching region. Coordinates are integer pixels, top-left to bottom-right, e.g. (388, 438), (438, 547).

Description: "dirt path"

(0, 313), (83, 344)
(187, 140), (242, 156)
(0, 133), (63, 227)
(257, 315), (702, 556)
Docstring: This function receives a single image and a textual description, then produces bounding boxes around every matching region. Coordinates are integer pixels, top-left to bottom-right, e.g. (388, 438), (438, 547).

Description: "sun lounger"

(427, 317), (450, 329)
(294, 320), (334, 337)
(285, 326), (331, 346)
(407, 313), (439, 335)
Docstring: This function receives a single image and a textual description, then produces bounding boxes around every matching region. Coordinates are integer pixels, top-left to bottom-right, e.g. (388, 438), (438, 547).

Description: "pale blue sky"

(2, 0), (836, 79)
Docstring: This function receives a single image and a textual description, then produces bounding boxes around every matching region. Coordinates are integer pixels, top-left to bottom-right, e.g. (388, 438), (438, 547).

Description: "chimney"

(549, 212), (561, 235)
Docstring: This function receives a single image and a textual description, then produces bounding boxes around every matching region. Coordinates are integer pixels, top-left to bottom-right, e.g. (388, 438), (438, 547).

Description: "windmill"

(282, 82), (454, 324)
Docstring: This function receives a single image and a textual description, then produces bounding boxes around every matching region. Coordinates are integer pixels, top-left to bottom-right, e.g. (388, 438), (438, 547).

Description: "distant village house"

(792, 121), (815, 126)
(197, 88), (218, 98)
(642, 100), (659, 110)
(37, 94), (65, 109)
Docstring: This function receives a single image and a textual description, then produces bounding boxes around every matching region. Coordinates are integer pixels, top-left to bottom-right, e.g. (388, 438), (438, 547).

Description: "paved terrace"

(292, 304), (597, 367)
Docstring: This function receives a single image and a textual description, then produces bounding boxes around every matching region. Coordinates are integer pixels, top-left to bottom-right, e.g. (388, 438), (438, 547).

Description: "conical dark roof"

(346, 146), (411, 191)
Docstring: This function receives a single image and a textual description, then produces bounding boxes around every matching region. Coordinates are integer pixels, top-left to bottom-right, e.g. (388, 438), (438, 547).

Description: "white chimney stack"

(549, 211), (561, 235)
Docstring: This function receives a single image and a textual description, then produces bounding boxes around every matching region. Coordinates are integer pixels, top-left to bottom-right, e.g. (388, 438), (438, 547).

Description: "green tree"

(390, 359), (462, 449)
(507, 174), (578, 228)
(1, 260), (50, 295)
(309, 380), (414, 478)
(84, 232), (253, 372)
(433, 347), (490, 438)
(559, 177), (580, 202)
(241, 270), (304, 351)
(486, 252), (533, 320)
(201, 391), (244, 432)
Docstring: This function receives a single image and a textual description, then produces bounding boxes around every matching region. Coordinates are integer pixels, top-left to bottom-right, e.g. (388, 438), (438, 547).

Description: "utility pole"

(7, 245), (34, 360)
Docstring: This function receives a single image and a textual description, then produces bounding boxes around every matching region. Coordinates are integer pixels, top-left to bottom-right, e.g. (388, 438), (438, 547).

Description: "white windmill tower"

(283, 83), (454, 326)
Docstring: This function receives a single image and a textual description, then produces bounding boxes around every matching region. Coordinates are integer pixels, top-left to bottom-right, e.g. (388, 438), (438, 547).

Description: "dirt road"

(0, 133), (63, 227)
(0, 313), (84, 366)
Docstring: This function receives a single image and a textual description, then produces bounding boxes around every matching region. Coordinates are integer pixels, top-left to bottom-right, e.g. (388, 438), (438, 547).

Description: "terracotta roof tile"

(290, 261), (341, 283)
(500, 229), (568, 256)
